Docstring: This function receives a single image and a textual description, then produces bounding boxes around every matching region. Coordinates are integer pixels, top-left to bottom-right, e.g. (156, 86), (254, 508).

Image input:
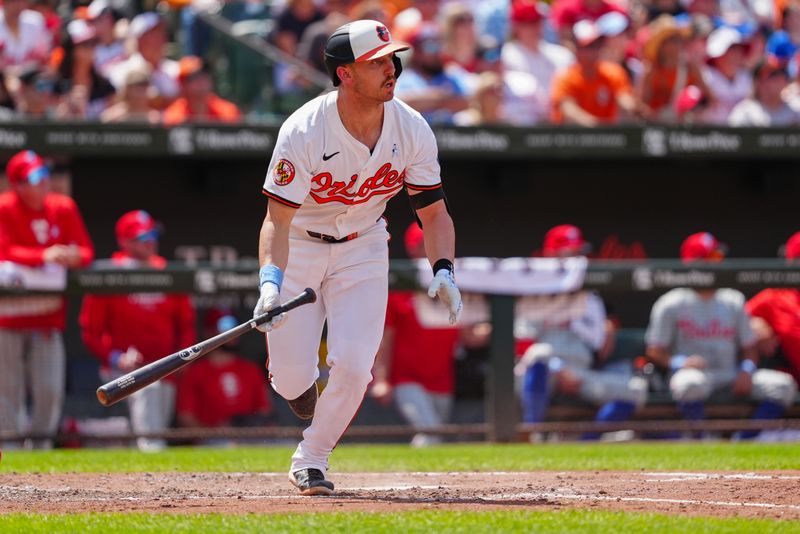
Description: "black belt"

(307, 231), (359, 243)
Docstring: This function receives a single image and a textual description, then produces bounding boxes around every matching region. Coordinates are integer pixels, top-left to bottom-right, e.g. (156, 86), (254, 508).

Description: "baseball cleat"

(287, 383), (318, 420)
(289, 468), (334, 496)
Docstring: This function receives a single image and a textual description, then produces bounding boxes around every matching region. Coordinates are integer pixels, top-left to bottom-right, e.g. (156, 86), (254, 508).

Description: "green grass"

(1, 510), (798, 533)
(2, 442), (800, 474)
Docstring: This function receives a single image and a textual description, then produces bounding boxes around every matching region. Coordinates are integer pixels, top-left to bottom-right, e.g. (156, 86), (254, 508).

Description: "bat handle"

(252, 287), (317, 327)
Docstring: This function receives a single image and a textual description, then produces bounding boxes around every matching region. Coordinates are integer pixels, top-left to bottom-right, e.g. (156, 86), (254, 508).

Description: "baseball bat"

(96, 287), (317, 407)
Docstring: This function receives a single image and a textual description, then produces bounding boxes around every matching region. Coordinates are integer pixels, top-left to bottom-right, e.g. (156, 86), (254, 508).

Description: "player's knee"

(328, 360), (373, 392)
(269, 365), (318, 400)
(756, 370), (799, 407)
(520, 343), (554, 367)
(670, 367), (711, 402)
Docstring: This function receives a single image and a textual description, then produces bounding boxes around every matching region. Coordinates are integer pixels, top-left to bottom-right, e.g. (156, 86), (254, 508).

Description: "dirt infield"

(2, 471), (800, 519)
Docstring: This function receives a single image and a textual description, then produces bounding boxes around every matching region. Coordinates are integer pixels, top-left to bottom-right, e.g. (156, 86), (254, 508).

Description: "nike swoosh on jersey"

(322, 151), (340, 161)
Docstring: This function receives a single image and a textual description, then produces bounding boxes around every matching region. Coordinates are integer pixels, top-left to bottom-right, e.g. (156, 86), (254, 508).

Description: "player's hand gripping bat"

(96, 288), (316, 407)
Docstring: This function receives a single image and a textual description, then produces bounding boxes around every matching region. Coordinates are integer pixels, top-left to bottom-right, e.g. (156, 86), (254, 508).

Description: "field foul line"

(487, 491), (800, 511)
(641, 472), (800, 482)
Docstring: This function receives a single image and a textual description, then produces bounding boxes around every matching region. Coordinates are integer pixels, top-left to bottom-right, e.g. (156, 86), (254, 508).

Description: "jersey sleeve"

(404, 119), (442, 192)
(733, 293), (757, 349)
(645, 293), (676, 350)
(262, 123), (313, 208)
(569, 292), (607, 352)
(61, 196), (95, 267)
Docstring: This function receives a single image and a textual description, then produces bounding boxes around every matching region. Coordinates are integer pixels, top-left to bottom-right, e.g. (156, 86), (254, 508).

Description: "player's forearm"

(646, 345), (670, 368)
(259, 208), (292, 271)
(416, 201), (455, 266)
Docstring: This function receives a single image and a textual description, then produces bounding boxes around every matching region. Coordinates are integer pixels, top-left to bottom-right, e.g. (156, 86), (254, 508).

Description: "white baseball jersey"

(0, 10), (51, 68)
(262, 91), (442, 239)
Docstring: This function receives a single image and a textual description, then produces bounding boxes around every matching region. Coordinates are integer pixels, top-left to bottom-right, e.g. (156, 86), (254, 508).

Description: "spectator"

(296, 0), (354, 74)
(644, 232), (797, 439)
(549, 0), (628, 43)
(596, 11), (630, 68)
(674, 83), (712, 123)
(702, 26), (753, 123)
(271, 0), (325, 57)
(453, 71), (505, 125)
(515, 224), (647, 439)
(176, 310), (273, 430)
(108, 12), (179, 109)
(728, 59), (800, 125)
(87, 0), (127, 79)
(80, 210), (196, 452)
(0, 150), (94, 449)
(392, 0), (440, 44)
(501, 0), (574, 124)
(441, 2), (484, 73)
(13, 67), (58, 118)
(100, 63), (160, 123)
(28, 0), (61, 50)
(637, 15), (707, 122)
(370, 224), (477, 447)
(53, 19), (116, 119)
(0, 0), (52, 72)
(766, 29), (798, 65)
(746, 231), (800, 386)
(551, 20), (638, 125)
(395, 23), (469, 124)
(163, 56), (241, 125)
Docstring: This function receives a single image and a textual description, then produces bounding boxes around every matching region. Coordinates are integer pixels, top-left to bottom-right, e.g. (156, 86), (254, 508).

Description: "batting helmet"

(324, 19), (409, 87)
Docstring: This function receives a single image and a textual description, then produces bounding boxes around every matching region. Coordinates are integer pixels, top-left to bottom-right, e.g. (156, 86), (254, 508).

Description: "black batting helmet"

(324, 19), (409, 86)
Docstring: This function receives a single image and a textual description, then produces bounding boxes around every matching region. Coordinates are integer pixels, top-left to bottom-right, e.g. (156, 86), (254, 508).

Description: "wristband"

(669, 354), (688, 372)
(432, 258), (454, 276)
(109, 349), (123, 369)
(259, 264), (284, 290)
(739, 359), (757, 375)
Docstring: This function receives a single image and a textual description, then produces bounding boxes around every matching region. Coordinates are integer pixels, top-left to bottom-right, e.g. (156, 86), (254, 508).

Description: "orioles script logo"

(310, 163), (405, 205)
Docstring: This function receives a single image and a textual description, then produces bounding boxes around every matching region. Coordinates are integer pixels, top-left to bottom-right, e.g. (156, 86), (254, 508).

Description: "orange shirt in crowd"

(551, 61), (632, 124)
(644, 64), (702, 113)
(0, 191), (94, 330)
(163, 95), (242, 125)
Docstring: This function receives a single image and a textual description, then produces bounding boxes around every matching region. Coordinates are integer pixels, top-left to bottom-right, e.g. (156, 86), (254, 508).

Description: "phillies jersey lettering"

(263, 91), (442, 239)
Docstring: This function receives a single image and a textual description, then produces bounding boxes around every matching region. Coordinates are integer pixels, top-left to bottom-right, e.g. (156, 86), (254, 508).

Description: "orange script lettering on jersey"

(310, 163), (406, 205)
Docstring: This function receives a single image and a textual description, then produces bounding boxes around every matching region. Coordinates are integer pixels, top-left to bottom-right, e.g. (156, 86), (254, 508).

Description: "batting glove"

(254, 265), (287, 333)
(428, 268), (463, 325)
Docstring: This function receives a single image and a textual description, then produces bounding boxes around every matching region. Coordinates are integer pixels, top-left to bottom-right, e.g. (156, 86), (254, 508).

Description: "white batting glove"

(428, 268), (463, 325)
(253, 282), (286, 333)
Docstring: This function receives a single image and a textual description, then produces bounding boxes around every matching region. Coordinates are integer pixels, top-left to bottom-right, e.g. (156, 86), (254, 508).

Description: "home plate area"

(2, 471), (799, 519)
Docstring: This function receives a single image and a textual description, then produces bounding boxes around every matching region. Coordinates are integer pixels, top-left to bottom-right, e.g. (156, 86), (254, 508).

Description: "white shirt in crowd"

(94, 40), (127, 78)
(501, 40), (574, 97)
(702, 67), (753, 124)
(0, 9), (51, 68)
(728, 98), (800, 126)
(109, 53), (180, 99)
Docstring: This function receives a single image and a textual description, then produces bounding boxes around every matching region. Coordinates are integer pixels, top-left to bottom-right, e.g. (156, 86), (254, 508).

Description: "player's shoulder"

(45, 192), (79, 210)
(715, 288), (747, 307)
(20, 9), (45, 28)
(654, 288), (695, 307)
(389, 97), (431, 129)
(280, 91), (334, 134)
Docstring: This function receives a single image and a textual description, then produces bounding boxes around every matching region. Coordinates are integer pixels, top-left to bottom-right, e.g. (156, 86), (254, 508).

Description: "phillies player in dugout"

(256, 20), (462, 495)
(0, 150), (94, 449)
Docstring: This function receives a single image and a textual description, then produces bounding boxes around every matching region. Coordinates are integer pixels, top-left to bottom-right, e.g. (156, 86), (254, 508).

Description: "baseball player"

(0, 150), (94, 448)
(516, 225), (647, 439)
(645, 232), (797, 438)
(255, 19), (461, 495)
(80, 210), (196, 452)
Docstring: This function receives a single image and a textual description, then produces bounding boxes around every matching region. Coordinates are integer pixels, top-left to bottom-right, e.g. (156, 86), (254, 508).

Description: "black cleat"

(289, 468), (334, 496)
(287, 383), (318, 420)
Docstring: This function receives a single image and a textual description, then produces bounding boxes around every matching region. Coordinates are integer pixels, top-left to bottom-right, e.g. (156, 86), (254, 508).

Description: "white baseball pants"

(267, 222), (389, 474)
(0, 329), (65, 449)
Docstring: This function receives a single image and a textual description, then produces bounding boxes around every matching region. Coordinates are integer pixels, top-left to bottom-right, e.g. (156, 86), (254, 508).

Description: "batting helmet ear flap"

(392, 54), (403, 79)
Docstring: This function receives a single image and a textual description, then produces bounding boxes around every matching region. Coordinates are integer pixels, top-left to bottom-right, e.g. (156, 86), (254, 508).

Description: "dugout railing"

(1, 259), (799, 445)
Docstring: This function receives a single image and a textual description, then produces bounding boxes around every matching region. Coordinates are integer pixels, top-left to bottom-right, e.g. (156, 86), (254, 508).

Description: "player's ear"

(337, 65), (352, 85)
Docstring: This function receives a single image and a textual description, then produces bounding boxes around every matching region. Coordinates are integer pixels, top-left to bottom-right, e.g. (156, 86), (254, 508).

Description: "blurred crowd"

(271, 0), (800, 126)
(3, 0), (800, 126)
(0, 0), (241, 123)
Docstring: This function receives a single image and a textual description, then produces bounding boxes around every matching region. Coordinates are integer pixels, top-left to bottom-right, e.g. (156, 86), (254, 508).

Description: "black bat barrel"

(96, 288), (316, 406)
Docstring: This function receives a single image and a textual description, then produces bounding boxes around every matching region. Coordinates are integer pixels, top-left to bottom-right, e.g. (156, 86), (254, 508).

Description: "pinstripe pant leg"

(27, 331), (65, 448)
(0, 329), (26, 443)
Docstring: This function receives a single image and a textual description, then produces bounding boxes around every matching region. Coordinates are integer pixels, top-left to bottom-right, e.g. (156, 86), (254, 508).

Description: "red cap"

(680, 232), (726, 261)
(115, 210), (160, 242)
(543, 224), (590, 256)
(510, 0), (544, 23)
(6, 150), (49, 185)
(783, 232), (800, 260)
(675, 85), (705, 117)
(404, 223), (424, 256)
(178, 55), (205, 83)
